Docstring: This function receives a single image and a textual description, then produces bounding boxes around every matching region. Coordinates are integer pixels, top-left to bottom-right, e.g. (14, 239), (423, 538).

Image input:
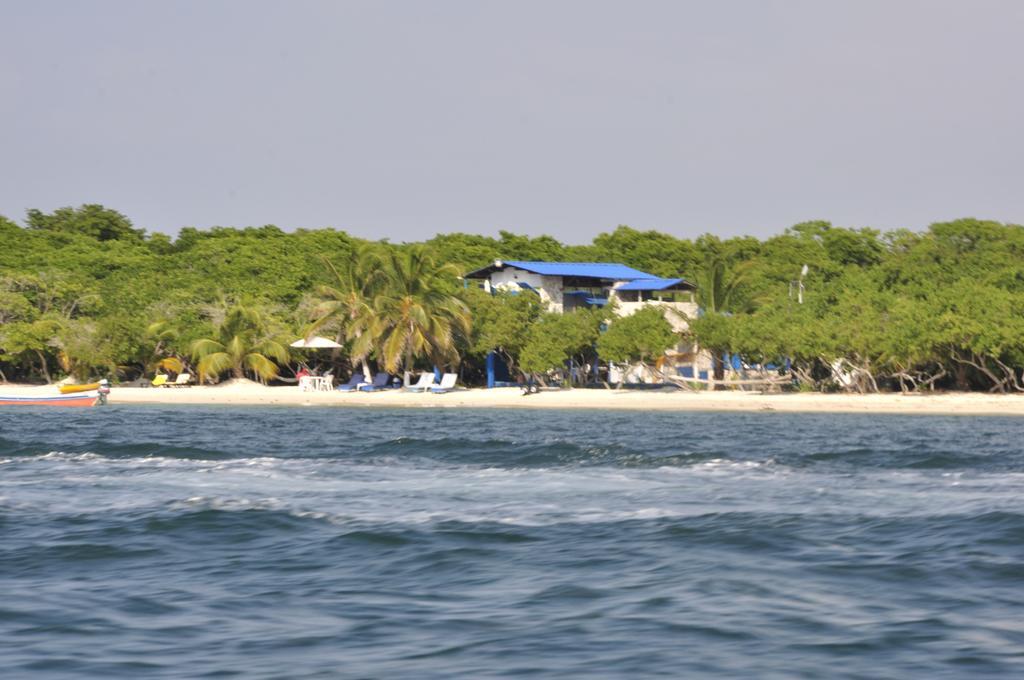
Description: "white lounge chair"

(431, 373), (458, 394)
(404, 372), (436, 392)
(169, 373), (192, 388)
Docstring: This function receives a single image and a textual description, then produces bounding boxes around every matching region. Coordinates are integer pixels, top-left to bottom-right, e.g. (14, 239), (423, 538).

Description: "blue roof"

(484, 261), (655, 280)
(616, 277), (692, 291)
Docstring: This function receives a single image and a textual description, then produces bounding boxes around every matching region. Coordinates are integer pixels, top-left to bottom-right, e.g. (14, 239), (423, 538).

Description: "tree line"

(1, 204), (1023, 392)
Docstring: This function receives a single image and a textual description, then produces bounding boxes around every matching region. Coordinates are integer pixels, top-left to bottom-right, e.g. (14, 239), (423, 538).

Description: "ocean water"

(1, 406), (1023, 679)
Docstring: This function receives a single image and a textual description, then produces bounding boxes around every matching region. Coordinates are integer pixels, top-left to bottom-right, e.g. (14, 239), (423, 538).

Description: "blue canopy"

(564, 291), (608, 306)
(616, 277), (692, 291)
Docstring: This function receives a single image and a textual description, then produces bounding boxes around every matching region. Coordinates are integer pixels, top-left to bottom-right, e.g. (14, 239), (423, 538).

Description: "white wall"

(611, 299), (698, 332)
(489, 268), (565, 312)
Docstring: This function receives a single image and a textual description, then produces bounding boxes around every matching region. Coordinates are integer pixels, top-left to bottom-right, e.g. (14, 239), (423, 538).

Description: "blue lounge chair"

(335, 373), (365, 392)
(359, 373), (391, 392)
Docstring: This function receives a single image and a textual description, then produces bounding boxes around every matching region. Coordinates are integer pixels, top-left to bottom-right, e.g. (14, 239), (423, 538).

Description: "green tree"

(597, 306), (677, 385)
(26, 204), (145, 242)
(371, 247), (472, 385)
(691, 244), (757, 384)
(308, 246), (384, 378)
(190, 304), (291, 383)
(462, 287), (542, 376)
(0, 317), (64, 383)
(589, 225), (700, 277)
(54, 319), (120, 381)
(519, 310), (603, 384)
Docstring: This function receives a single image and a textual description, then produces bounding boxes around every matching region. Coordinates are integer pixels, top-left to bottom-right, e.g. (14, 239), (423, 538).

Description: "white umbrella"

(290, 336), (343, 349)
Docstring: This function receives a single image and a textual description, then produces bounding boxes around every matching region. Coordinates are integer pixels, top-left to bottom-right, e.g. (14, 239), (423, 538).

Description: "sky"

(1, 1), (1022, 243)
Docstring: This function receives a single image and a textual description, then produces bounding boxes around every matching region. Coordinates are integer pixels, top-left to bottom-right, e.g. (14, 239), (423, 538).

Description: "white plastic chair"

(405, 372), (436, 392)
(430, 373), (458, 394)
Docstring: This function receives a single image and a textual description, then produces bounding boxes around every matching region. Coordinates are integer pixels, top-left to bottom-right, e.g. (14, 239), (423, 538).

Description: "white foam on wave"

(7, 449), (1024, 530)
(661, 458), (776, 473)
(43, 451), (103, 461)
(154, 492), (702, 528)
(171, 495), (290, 512)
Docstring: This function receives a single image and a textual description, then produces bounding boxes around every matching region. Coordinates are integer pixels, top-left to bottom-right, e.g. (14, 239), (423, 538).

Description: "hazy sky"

(2, 1), (1022, 243)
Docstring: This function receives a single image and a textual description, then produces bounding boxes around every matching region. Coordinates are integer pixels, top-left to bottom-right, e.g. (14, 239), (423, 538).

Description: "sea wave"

(3, 407), (1024, 678)
(3, 433), (1020, 474)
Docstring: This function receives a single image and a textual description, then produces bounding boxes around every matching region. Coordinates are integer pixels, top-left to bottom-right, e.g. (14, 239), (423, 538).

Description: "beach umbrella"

(290, 336), (343, 349)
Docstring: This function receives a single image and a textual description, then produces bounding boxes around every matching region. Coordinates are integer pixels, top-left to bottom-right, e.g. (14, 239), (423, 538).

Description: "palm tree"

(694, 255), (755, 384)
(191, 304), (290, 383)
(696, 256), (754, 315)
(144, 319), (188, 377)
(371, 247), (471, 386)
(307, 246), (383, 379)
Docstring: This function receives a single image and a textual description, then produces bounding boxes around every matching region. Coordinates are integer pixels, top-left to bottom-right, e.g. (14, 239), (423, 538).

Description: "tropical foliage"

(519, 310), (604, 383)
(4, 204), (1024, 393)
(369, 247), (471, 384)
(307, 245), (381, 379)
(597, 306), (677, 373)
(190, 304), (291, 383)
(462, 288), (542, 376)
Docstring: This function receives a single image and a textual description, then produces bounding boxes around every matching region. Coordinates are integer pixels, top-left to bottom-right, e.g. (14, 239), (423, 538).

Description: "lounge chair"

(335, 373), (365, 392)
(151, 374), (168, 388)
(404, 372), (436, 392)
(430, 373), (458, 394)
(168, 373), (192, 388)
(359, 373), (391, 392)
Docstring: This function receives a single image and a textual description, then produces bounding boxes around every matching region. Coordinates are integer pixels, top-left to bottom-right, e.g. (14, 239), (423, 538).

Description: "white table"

(310, 376), (332, 391)
(299, 376), (333, 392)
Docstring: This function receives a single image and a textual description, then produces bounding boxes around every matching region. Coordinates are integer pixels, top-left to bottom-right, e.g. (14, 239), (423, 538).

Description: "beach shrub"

(519, 310), (604, 384)
(597, 306), (677, 369)
(462, 288), (542, 377)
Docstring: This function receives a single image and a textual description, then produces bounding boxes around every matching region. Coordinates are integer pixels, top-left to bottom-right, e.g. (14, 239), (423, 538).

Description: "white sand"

(3, 380), (1024, 415)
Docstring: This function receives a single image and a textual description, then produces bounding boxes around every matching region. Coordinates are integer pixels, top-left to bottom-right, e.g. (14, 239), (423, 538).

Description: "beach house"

(464, 260), (711, 383)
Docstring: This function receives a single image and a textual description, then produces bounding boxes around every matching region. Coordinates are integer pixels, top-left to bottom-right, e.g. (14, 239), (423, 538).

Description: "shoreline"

(3, 382), (1024, 416)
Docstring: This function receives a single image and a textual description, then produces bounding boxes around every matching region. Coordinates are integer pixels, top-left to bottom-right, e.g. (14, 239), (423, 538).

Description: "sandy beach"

(3, 381), (1024, 416)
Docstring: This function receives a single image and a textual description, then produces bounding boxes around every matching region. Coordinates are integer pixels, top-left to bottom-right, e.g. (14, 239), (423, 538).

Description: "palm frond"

(244, 353), (280, 382)
(197, 352), (233, 383)
(191, 338), (226, 359)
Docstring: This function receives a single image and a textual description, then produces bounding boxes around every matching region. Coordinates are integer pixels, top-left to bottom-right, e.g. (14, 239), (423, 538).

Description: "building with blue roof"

(465, 260), (712, 387)
(465, 259), (711, 386)
(464, 259), (696, 314)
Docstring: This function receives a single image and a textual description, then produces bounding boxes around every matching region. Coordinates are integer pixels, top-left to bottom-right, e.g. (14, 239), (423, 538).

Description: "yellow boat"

(59, 382), (100, 394)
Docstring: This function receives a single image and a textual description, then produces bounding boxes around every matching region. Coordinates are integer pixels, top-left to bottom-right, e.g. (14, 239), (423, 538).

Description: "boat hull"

(0, 393), (99, 407)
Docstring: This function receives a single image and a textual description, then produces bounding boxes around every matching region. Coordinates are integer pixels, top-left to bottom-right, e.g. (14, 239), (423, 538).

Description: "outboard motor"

(97, 379), (111, 405)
